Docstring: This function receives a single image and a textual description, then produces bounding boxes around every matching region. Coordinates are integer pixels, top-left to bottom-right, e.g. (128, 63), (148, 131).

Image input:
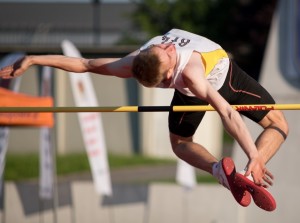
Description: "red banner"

(0, 87), (53, 127)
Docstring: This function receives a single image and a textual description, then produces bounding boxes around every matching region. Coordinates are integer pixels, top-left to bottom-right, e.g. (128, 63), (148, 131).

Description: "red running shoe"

(218, 157), (251, 207)
(234, 173), (276, 211)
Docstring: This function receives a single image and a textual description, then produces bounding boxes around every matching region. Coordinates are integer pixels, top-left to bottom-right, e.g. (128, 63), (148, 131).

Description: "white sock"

(212, 161), (221, 179)
(212, 160), (230, 189)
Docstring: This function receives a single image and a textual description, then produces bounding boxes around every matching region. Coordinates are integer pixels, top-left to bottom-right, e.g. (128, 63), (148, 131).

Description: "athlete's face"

(150, 43), (177, 85)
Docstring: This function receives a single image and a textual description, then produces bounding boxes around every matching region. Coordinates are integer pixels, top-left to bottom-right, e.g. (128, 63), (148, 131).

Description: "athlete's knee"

(169, 132), (193, 155)
(270, 111), (289, 139)
(260, 110), (289, 140)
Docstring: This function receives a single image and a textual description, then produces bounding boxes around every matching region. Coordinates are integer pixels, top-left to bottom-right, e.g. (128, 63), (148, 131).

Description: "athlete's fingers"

(262, 175), (273, 187)
(265, 169), (274, 180)
(250, 171), (263, 186)
(245, 162), (274, 188)
(262, 169), (274, 187)
(244, 168), (251, 177)
(0, 66), (16, 79)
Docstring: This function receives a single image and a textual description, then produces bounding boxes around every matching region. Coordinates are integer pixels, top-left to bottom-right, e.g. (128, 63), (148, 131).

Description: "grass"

(4, 152), (175, 181)
(4, 130), (232, 183)
(5, 153), (40, 181)
(4, 152), (217, 184)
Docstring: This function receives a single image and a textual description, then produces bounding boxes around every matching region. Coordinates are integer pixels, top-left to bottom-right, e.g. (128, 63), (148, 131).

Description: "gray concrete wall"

(2, 180), (297, 223)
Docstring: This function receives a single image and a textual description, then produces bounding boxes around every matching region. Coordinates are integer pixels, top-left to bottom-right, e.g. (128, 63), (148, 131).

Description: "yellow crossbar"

(0, 104), (300, 113)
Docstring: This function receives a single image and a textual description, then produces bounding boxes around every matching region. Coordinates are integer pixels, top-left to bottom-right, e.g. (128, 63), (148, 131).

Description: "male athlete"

(0, 29), (288, 211)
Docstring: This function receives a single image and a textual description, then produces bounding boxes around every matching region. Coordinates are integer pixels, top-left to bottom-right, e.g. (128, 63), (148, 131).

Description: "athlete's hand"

(0, 56), (29, 79)
(244, 155), (274, 188)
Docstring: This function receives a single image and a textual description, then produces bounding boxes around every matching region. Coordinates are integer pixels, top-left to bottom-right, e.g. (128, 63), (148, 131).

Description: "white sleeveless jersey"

(140, 29), (230, 96)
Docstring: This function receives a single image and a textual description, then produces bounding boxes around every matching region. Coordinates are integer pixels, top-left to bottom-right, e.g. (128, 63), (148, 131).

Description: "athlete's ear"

(166, 66), (175, 79)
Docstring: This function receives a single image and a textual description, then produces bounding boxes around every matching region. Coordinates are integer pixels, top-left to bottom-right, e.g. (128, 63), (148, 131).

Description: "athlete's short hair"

(132, 48), (165, 87)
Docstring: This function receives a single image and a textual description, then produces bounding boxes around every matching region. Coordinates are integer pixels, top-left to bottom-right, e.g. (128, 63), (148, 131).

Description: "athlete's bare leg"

(169, 132), (217, 174)
(170, 110), (289, 182)
(256, 110), (289, 164)
(170, 132), (254, 208)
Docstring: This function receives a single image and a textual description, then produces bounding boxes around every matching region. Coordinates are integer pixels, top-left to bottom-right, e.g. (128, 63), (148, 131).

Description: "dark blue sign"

(297, 0), (300, 69)
(279, 0), (300, 89)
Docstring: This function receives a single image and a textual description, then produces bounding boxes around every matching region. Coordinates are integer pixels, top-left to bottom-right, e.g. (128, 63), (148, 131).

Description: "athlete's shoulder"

(182, 52), (206, 77)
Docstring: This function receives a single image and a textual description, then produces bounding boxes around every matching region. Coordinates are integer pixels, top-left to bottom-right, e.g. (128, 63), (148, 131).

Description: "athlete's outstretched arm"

(0, 50), (139, 79)
(87, 50), (139, 78)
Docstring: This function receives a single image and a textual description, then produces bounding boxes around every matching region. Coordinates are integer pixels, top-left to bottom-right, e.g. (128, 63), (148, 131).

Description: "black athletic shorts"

(168, 60), (276, 137)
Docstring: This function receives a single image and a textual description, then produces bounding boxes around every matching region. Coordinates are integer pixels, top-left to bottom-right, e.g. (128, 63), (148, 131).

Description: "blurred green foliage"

(129, 0), (277, 80)
(131, 0), (234, 41)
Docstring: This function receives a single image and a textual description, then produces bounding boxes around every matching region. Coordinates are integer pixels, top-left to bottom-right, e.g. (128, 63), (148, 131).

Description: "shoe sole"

(221, 157), (251, 207)
(235, 173), (276, 211)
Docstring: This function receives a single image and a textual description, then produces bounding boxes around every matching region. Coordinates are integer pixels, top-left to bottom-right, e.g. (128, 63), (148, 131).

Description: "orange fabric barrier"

(0, 87), (54, 127)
